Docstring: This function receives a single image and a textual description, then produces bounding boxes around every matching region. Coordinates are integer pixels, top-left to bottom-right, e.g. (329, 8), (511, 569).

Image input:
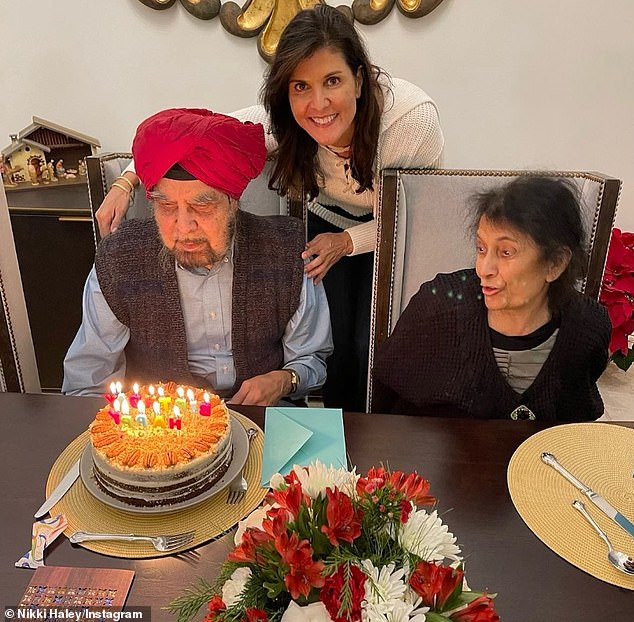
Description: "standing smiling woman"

(94, 6), (444, 411)
(259, 6), (444, 411)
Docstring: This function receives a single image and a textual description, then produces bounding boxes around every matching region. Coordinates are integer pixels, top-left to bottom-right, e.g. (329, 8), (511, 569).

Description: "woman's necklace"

(323, 144), (354, 191)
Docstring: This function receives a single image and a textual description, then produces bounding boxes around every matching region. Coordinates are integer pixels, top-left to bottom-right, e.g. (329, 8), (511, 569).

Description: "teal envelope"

(261, 407), (347, 486)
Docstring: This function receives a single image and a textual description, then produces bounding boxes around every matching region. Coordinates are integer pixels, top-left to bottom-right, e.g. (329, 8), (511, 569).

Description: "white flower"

(289, 459), (359, 499)
(270, 472), (286, 490)
(398, 509), (462, 562)
(361, 560), (430, 622)
(362, 560), (407, 616)
(281, 602), (332, 622)
(221, 567), (252, 607)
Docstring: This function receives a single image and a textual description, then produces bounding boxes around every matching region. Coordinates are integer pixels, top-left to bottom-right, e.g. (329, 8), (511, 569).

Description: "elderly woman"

(372, 176), (611, 421)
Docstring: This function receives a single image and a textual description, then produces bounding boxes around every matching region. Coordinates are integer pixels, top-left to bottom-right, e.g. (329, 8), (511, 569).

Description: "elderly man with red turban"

(63, 108), (332, 405)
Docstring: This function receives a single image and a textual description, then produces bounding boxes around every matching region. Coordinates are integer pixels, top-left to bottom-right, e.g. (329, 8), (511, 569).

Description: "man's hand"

(95, 172), (138, 237)
(230, 370), (293, 406)
(301, 231), (353, 284)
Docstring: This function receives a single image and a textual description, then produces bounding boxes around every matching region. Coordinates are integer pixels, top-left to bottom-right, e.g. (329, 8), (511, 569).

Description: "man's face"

(150, 178), (238, 269)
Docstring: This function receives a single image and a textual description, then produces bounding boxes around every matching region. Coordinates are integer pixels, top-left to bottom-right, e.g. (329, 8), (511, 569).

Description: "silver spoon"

(572, 500), (634, 575)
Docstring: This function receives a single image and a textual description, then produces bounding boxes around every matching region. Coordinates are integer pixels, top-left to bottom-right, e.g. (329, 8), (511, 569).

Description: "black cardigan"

(372, 269), (610, 421)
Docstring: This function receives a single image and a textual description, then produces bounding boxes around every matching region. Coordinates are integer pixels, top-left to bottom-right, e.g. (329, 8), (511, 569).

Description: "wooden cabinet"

(7, 181), (95, 391)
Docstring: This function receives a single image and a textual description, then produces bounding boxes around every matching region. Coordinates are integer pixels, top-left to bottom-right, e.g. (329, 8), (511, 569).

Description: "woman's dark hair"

(261, 4), (384, 199)
(471, 176), (587, 311)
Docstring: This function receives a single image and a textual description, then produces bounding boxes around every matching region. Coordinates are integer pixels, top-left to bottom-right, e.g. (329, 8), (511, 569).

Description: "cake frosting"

(88, 381), (233, 507)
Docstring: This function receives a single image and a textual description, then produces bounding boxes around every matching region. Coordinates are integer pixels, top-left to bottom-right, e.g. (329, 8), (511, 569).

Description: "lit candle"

(148, 384), (155, 397)
(135, 400), (147, 426)
(113, 398), (121, 413)
(115, 381), (123, 396)
(153, 414), (166, 428)
(169, 405), (182, 429)
(152, 401), (160, 416)
(187, 388), (197, 412)
(121, 399), (130, 416)
(105, 382), (117, 404)
(158, 385), (172, 411)
(174, 386), (186, 411)
(199, 392), (211, 416)
(129, 382), (141, 408)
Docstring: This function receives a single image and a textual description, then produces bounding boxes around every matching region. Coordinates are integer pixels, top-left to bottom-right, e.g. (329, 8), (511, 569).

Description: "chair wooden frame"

(0, 184), (40, 392)
(369, 168), (621, 411)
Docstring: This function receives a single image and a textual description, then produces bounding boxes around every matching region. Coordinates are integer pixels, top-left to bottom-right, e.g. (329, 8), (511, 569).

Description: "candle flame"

(187, 388), (195, 400)
(113, 398), (121, 412)
(149, 384), (155, 395)
(158, 386), (165, 397)
(133, 382), (139, 394)
(110, 382), (117, 395)
(137, 400), (146, 413)
(121, 399), (130, 415)
(204, 392), (210, 403)
(115, 381), (122, 393)
(177, 386), (185, 398)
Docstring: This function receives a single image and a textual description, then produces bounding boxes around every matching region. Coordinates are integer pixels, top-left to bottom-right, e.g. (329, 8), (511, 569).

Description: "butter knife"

(34, 458), (81, 519)
(541, 452), (634, 539)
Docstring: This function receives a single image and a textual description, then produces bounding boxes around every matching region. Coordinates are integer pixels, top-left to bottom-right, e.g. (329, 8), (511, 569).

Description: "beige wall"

(1, 0), (632, 229)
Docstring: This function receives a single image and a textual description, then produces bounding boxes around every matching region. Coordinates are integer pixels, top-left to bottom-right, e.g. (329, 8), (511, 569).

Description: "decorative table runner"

(508, 422), (634, 589)
(46, 411), (266, 558)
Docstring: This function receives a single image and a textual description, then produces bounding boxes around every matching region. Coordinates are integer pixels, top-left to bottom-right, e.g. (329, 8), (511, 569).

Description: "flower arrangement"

(170, 461), (499, 622)
(600, 228), (634, 371)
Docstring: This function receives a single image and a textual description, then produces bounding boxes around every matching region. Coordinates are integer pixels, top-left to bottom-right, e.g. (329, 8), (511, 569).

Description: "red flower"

(450, 595), (500, 622)
(245, 608), (269, 622)
(267, 481), (305, 519)
(203, 595), (226, 622)
(228, 527), (272, 563)
(600, 228), (634, 354)
(320, 565), (366, 622)
(275, 531), (325, 599)
(400, 499), (413, 523)
(409, 561), (463, 610)
(262, 507), (293, 538)
(388, 471), (435, 507)
(321, 487), (362, 546)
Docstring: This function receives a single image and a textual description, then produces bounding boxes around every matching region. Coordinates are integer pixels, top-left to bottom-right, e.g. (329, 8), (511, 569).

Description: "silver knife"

(541, 452), (634, 539)
(34, 458), (81, 519)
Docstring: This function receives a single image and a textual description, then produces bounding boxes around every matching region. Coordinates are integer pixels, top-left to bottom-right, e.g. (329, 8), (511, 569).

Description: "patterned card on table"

(19, 565), (134, 608)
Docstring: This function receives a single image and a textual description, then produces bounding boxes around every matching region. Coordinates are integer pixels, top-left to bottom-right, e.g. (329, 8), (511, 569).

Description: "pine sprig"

(167, 577), (216, 622)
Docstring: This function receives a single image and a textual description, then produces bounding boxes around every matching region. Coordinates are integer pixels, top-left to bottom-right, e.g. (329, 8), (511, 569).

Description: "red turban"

(132, 108), (267, 199)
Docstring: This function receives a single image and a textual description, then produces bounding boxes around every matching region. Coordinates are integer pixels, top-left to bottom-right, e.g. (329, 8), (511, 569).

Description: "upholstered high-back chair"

(86, 153), (303, 246)
(0, 184), (40, 392)
(368, 168), (621, 410)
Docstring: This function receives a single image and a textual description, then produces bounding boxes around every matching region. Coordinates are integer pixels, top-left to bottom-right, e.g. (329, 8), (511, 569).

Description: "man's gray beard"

(158, 214), (236, 270)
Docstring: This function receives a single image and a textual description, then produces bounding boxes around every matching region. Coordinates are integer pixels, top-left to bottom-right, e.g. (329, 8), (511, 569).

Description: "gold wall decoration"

(137, 0), (446, 61)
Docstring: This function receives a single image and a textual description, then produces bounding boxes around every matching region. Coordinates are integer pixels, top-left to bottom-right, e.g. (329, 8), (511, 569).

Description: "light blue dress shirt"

(62, 249), (333, 398)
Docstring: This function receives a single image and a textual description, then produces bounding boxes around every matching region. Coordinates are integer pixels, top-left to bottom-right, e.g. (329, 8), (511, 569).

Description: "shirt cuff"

(346, 219), (377, 256)
(123, 160), (136, 174)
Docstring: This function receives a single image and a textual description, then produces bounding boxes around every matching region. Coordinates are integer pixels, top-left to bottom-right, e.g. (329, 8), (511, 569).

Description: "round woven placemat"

(46, 411), (267, 558)
(507, 422), (634, 589)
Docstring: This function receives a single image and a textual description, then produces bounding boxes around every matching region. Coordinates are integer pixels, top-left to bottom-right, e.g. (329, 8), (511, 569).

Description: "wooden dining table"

(1, 392), (631, 621)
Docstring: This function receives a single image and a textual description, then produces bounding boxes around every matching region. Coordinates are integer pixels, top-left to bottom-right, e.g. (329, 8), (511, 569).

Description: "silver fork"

(227, 428), (258, 504)
(69, 530), (195, 552)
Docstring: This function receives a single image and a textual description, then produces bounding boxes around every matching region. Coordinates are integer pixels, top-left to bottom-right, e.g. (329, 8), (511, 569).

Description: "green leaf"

(612, 348), (634, 371)
(166, 577), (215, 622)
(424, 613), (453, 622)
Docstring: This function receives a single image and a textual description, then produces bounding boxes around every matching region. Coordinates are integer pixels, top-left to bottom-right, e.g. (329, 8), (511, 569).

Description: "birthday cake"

(88, 381), (233, 507)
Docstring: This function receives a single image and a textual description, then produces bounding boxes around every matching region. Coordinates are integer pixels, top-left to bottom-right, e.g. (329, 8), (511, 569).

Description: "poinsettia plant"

(169, 461), (499, 622)
(600, 228), (634, 371)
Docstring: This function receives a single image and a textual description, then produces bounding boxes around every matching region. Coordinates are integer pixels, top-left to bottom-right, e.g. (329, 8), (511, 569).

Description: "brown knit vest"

(95, 211), (304, 394)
